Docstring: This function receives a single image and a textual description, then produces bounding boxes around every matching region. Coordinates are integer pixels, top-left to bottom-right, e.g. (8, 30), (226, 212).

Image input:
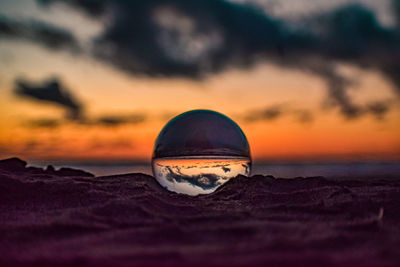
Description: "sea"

(29, 160), (400, 179)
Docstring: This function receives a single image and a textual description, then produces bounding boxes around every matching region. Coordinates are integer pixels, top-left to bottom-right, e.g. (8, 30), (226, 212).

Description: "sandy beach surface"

(1, 158), (399, 266)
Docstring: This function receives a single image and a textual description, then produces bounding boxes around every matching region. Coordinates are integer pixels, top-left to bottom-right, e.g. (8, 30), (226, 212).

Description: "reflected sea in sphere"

(152, 109), (251, 195)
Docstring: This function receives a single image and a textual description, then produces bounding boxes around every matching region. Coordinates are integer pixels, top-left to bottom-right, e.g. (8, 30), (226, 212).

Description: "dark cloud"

(244, 99), (391, 123)
(92, 114), (146, 126)
(0, 15), (80, 52)
(25, 118), (61, 128)
(164, 166), (221, 190)
(394, 0), (400, 27)
(37, 0), (108, 17)
(244, 105), (283, 122)
(37, 0), (299, 77)
(35, 1), (400, 74)
(382, 63), (400, 96)
(33, 0), (400, 120)
(366, 101), (391, 120)
(318, 64), (394, 120)
(14, 77), (83, 120)
(295, 110), (314, 123)
(288, 4), (399, 119)
(244, 105), (314, 123)
(316, 65), (361, 119)
(14, 77), (147, 126)
(25, 114), (147, 128)
(328, 99), (393, 120)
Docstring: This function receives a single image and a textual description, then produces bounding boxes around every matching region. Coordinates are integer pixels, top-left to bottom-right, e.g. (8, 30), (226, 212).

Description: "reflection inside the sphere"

(152, 156), (251, 196)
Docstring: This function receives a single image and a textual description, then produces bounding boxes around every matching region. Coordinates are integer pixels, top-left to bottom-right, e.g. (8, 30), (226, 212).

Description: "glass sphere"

(152, 109), (251, 196)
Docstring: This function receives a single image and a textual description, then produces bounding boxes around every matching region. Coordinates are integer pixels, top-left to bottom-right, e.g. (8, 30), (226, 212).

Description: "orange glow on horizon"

(0, 48), (399, 162)
(1, 110), (399, 162)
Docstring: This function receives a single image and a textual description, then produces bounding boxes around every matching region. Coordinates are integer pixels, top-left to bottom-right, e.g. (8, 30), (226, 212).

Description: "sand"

(0, 158), (399, 266)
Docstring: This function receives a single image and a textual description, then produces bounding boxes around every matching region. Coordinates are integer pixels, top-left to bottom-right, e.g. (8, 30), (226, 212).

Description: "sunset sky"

(0, 0), (399, 162)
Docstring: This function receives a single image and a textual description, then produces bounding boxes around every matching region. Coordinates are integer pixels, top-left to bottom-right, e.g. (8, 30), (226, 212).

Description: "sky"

(0, 0), (399, 162)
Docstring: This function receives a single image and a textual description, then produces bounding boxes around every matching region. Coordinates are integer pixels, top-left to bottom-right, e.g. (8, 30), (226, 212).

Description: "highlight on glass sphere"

(152, 109), (251, 196)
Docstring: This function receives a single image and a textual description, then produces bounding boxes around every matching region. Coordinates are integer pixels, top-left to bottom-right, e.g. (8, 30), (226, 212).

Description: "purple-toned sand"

(0, 158), (399, 266)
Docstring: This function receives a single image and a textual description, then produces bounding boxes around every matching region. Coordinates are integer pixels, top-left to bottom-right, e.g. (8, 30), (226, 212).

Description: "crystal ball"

(152, 109), (251, 196)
